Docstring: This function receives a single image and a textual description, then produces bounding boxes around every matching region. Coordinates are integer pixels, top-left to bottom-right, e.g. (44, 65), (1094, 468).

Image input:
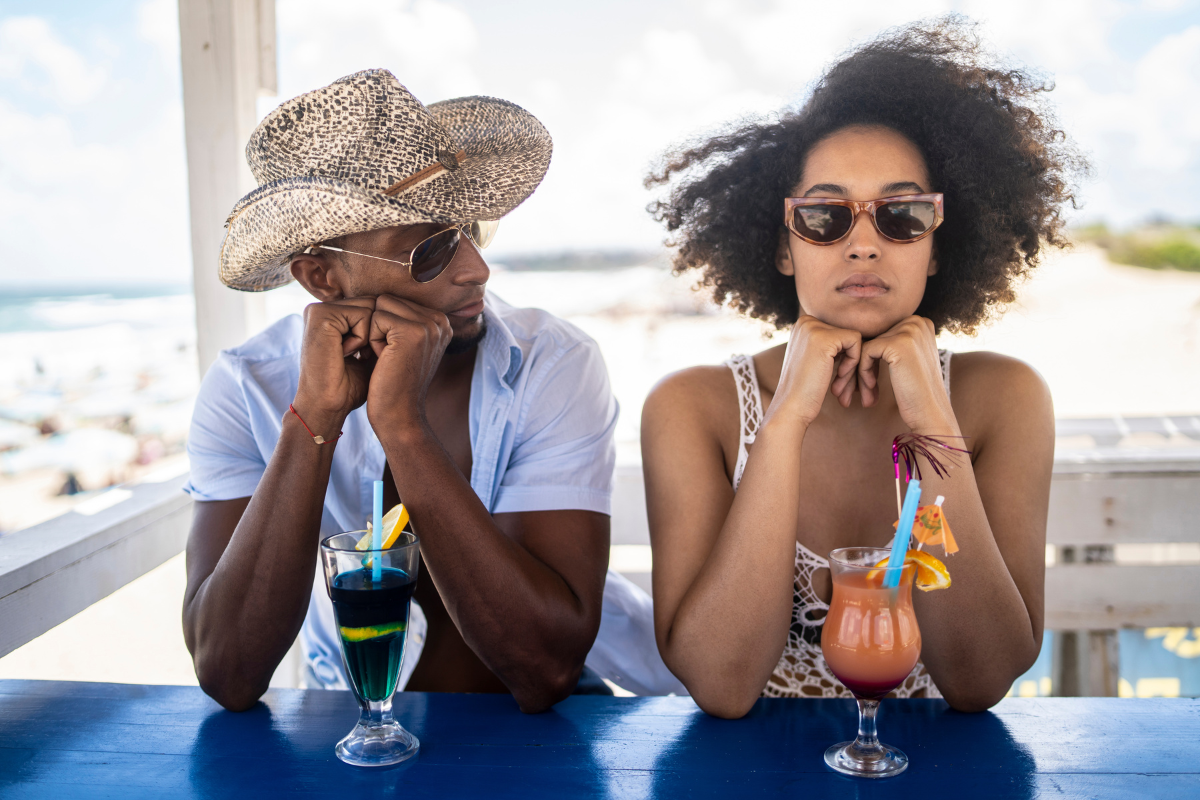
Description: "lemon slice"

(339, 621), (406, 642)
(357, 503), (410, 552)
(866, 549), (951, 592)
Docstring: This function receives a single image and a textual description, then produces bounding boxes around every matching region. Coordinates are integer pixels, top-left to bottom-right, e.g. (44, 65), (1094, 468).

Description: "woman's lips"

(448, 299), (485, 318)
(836, 274), (888, 298)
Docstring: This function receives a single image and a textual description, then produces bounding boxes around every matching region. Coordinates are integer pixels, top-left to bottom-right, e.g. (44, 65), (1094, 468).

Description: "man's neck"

(432, 346), (478, 389)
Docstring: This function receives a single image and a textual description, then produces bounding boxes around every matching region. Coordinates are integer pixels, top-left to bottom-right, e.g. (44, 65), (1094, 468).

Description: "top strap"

(727, 349), (950, 492)
(724, 354), (764, 491)
(939, 348), (952, 397)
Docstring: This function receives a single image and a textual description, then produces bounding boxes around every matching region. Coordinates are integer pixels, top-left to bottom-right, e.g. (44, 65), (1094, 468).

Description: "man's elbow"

(512, 661), (582, 714)
(194, 654), (267, 712)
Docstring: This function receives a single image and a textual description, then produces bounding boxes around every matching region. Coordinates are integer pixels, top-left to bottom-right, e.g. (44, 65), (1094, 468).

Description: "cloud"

(0, 16), (108, 105)
(273, 0), (480, 106)
(0, 6), (189, 284)
(136, 0), (180, 68)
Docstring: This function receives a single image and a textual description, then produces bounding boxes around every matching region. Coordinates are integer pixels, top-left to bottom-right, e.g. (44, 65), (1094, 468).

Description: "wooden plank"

(255, 0), (276, 95)
(611, 464), (649, 546)
(1048, 473), (1200, 544)
(0, 478), (192, 658)
(616, 462), (1200, 546)
(0, 682), (1197, 797)
(1045, 564), (1200, 629)
(178, 0), (273, 376)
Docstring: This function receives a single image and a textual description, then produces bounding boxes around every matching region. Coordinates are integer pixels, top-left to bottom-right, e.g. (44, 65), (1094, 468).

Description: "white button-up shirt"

(184, 292), (621, 689)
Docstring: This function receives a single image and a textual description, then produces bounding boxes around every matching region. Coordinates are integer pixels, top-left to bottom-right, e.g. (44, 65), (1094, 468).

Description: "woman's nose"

(843, 211), (881, 260)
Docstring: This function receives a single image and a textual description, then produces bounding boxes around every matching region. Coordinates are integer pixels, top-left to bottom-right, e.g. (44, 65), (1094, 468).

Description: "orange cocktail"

(820, 547), (920, 778)
(821, 561), (921, 698)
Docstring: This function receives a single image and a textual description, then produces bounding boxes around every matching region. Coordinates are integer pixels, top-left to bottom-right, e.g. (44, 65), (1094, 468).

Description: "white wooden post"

(177, 0), (301, 687)
(178, 0), (277, 377)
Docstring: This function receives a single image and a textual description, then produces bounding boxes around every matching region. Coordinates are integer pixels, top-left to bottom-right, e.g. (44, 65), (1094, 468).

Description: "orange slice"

(866, 549), (951, 592)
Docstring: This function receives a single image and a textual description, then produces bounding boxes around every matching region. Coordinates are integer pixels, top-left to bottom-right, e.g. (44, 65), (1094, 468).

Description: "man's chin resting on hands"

(180, 70), (621, 713)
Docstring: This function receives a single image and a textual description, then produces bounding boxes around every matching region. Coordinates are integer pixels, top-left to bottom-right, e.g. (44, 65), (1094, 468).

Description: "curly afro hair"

(646, 17), (1088, 334)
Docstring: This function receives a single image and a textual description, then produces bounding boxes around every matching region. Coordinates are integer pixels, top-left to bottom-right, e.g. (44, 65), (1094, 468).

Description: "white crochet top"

(724, 350), (953, 699)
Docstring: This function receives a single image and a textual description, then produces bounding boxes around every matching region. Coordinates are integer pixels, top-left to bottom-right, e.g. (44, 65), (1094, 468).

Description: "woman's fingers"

(829, 334), (862, 405)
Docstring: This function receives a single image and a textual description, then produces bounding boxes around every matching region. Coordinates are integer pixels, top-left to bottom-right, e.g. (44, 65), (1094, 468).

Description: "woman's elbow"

(693, 689), (758, 720)
(682, 672), (761, 719)
(940, 680), (1011, 713)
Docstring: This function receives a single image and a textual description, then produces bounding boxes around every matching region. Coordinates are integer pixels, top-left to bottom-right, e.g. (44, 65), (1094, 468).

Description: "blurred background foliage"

(1076, 222), (1200, 272)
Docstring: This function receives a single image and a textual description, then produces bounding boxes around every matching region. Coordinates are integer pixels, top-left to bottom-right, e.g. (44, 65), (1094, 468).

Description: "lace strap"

(938, 348), (952, 398)
(724, 354), (764, 491)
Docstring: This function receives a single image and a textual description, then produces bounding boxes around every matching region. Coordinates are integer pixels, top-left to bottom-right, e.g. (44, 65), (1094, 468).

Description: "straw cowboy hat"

(218, 68), (553, 291)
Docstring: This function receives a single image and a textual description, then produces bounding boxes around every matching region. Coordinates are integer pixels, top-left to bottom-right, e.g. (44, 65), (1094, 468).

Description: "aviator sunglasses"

(304, 220), (499, 283)
(783, 194), (944, 245)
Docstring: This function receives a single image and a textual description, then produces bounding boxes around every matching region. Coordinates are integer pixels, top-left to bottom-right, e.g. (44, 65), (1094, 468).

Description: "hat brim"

(218, 95), (552, 292)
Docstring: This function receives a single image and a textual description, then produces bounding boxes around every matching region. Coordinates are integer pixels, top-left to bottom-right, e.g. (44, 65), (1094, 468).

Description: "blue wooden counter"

(1, 680), (1197, 798)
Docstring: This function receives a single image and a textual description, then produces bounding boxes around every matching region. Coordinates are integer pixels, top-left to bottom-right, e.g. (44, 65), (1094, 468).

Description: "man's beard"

(445, 319), (487, 355)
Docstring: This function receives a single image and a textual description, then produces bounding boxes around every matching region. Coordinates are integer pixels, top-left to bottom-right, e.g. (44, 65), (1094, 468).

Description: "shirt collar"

(481, 293), (523, 387)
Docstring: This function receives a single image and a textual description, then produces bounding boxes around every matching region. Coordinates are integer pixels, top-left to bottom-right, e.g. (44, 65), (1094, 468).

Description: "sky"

(0, 0), (1198, 284)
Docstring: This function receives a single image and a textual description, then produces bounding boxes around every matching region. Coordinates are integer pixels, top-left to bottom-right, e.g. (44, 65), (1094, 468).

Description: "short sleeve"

(493, 339), (618, 515)
(183, 354), (266, 501)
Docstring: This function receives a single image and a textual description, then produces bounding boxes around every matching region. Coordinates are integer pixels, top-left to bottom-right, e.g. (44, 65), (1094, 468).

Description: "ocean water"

(0, 284), (193, 333)
(0, 284), (199, 494)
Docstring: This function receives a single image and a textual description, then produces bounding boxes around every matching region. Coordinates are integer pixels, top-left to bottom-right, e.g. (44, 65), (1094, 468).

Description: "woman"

(641, 20), (1084, 718)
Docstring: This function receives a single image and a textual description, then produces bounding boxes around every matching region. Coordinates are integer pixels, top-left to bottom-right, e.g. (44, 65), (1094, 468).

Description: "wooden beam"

(0, 477), (192, 659)
(178, 0), (276, 376)
(1045, 564), (1200, 629)
(1048, 473), (1200, 544)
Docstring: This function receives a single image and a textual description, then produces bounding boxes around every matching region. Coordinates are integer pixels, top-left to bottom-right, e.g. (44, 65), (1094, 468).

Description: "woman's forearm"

(907, 460), (1042, 709)
(662, 417), (809, 717)
(184, 411), (339, 710)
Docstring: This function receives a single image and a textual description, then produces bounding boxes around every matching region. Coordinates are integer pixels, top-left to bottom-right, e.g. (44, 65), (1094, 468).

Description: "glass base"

(335, 720), (420, 767)
(824, 740), (908, 778)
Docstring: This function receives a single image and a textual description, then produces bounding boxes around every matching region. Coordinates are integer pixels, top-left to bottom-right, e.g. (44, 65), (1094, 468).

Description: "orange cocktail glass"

(820, 547), (920, 778)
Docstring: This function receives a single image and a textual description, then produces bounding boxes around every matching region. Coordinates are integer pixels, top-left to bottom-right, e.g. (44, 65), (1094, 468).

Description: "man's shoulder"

(219, 314), (304, 365)
(487, 292), (596, 357)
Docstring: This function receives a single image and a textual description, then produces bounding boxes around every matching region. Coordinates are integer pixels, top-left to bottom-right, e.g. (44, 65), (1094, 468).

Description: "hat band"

(383, 149), (468, 197)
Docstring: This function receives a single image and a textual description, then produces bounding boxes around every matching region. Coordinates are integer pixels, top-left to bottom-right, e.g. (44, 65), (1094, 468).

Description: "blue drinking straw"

(884, 479), (922, 588)
(372, 480), (383, 583)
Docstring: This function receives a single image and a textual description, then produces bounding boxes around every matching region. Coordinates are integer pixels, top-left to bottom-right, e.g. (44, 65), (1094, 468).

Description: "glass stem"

(854, 697), (882, 753)
(361, 696), (395, 730)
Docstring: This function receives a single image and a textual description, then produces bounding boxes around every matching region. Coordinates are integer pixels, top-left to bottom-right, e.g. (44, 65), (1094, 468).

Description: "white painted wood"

(3, 445), (1198, 663)
(613, 459), (1200, 548)
(1053, 446), (1200, 474)
(612, 465), (650, 546)
(178, 0), (276, 376)
(1045, 564), (1200, 629)
(0, 477), (193, 659)
(1048, 473), (1200, 544)
(255, 0), (276, 96)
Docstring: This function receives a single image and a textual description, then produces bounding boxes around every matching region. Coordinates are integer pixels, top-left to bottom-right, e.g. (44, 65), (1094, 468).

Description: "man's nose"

(843, 211), (881, 261)
(451, 236), (490, 285)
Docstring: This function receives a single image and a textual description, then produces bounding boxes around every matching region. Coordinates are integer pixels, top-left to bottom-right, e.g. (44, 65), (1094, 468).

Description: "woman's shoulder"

(948, 350), (1053, 428)
(644, 363), (740, 420)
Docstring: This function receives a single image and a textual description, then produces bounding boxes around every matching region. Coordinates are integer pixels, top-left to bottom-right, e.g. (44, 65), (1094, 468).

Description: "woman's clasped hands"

(770, 314), (956, 434)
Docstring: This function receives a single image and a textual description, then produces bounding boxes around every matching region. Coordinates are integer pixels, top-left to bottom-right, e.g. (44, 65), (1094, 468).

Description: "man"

(182, 69), (619, 713)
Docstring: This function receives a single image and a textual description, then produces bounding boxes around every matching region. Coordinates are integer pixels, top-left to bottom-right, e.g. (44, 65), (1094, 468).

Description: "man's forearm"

(380, 426), (598, 711)
(185, 411), (339, 710)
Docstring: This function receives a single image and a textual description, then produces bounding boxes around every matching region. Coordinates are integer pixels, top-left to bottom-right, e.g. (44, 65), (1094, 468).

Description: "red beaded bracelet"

(289, 404), (342, 445)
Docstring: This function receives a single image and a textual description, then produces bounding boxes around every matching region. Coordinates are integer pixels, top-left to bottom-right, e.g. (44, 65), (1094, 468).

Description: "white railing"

(2, 417), (1198, 694)
(0, 474), (192, 659)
